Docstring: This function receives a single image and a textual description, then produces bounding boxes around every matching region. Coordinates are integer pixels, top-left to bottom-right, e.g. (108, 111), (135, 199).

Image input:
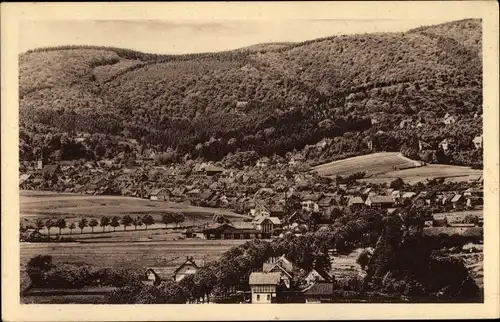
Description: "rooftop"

(249, 272), (281, 285)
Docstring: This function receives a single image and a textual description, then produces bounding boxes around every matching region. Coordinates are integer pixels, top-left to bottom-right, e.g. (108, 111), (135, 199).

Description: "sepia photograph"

(2, 1), (499, 321)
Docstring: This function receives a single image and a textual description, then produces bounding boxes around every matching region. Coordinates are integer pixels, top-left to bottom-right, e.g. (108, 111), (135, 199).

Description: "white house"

(173, 257), (205, 282)
(249, 272), (281, 304)
(150, 188), (168, 201)
(253, 216), (281, 233)
(473, 135), (483, 149)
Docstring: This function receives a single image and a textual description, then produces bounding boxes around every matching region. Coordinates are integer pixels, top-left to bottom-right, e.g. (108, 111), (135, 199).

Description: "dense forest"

(19, 19), (482, 167)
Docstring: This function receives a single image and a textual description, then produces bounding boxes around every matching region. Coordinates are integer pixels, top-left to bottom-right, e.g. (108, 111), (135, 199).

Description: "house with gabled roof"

(249, 272), (281, 304)
(173, 257), (205, 282)
(150, 188), (169, 201)
(144, 267), (175, 286)
(303, 268), (332, 287)
(365, 195), (395, 209)
(347, 196), (365, 209)
(253, 216), (281, 234)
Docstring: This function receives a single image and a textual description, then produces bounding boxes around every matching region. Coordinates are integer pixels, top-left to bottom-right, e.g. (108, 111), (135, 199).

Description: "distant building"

(439, 139), (452, 152)
(253, 216), (281, 234)
(144, 267), (175, 286)
(302, 282), (334, 303)
(249, 272), (281, 304)
(173, 257), (205, 282)
(303, 268), (332, 287)
(150, 188), (169, 201)
(473, 135), (483, 149)
(256, 157), (270, 168)
(365, 195), (395, 209)
(442, 113), (457, 125)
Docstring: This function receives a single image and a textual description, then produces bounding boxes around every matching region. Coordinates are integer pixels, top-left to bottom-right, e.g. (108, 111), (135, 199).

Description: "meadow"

(358, 164), (482, 185)
(311, 152), (423, 177)
(20, 190), (250, 235)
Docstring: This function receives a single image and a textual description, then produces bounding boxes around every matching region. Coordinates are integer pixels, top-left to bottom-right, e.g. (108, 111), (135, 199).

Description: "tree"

(55, 218), (67, 236)
(389, 178), (405, 190)
(45, 219), (55, 238)
(68, 222), (76, 235)
(26, 255), (53, 287)
(356, 249), (372, 270)
(133, 216), (143, 230)
(89, 218), (99, 233)
(78, 217), (88, 234)
(142, 214), (155, 230)
(121, 215), (133, 231)
(174, 213), (185, 227)
(161, 213), (173, 228)
(110, 216), (120, 232)
(100, 216), (111, 232)
(34, 218), (45, 232)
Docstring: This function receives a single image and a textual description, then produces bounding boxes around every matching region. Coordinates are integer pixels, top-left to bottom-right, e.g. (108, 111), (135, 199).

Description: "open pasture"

(21, 239), (246, 272)
(20, 190), (250, 235)
(312, 152), (423, 177)
(359, 164), (482, 185)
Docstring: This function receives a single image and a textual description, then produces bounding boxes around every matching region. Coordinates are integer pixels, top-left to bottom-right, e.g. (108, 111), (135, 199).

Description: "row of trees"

(24, 214), (158, 237)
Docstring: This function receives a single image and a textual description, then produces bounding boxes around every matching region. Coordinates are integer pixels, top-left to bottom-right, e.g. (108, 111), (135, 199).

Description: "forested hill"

(19, 19), (482, 167)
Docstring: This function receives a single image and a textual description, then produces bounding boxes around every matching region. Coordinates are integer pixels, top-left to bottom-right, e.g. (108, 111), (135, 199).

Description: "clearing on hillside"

(312, 152), (423, 177)
(359, 164), (482, 185)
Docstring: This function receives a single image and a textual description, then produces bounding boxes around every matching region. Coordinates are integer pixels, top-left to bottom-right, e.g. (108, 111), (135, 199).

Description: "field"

(432, 210), (483, 222)
(20, 239), (246, 284)
(312, 152), (423, 177)
(20, 190), (250, 235)
(358, 164), (482, 185)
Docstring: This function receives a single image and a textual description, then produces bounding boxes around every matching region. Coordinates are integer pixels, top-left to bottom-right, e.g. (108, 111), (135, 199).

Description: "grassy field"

(358, 164), (482, 185)
(432, 210), (483, 222)
(312, 152), (423, 177)
(21, 239), (246, 274)
(20, 190), (250, 235)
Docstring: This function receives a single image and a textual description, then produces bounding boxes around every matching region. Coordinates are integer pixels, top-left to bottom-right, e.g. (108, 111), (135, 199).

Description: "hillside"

(311, 152), (423, 177)
(19, 19), (482, 167)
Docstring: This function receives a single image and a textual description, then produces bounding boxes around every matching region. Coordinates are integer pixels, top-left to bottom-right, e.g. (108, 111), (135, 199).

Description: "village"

(20, 149), (484, 304)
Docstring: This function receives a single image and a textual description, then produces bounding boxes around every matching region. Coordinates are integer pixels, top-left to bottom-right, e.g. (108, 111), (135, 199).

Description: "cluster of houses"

(144, 253), (350, 304)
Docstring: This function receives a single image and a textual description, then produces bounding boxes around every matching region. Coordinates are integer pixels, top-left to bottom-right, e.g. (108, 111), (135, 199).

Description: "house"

(442, 113), (457, 125)
(399, 118), (413, 129)
(418, 140), (431, 152)
(262, 256), (294, 289)
(249, 272), (281, 304)
(269, 204), (286, 218)
(401, 192), (417, 200)
(173, 257), (205, 282)
(288, 154), (305, 166)
(236, 101), (249, 109)
(473, 135), (483, 149)
(202, 223), (262, 240)
(466, 196), (483, 209)
(256, 157), (270, 168)
(203, 165), (224, 176)
(439, 139), (452, 152)
(253, 216), (281, 234)
(144, 267), (175, 286)
(347, 196), (365, 209)
(302, 282), (334, 303)
(451, 194), (464, 209)
(150, 188), (169, 201)
(303, 268), (332, 287)
(250, 204), (271, 217)
(59, 160), (76, 170)
(365, 195), (395, 209)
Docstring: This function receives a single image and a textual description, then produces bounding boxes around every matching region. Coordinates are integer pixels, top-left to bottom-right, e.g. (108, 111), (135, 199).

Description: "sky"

(19, 18), (461, 55)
